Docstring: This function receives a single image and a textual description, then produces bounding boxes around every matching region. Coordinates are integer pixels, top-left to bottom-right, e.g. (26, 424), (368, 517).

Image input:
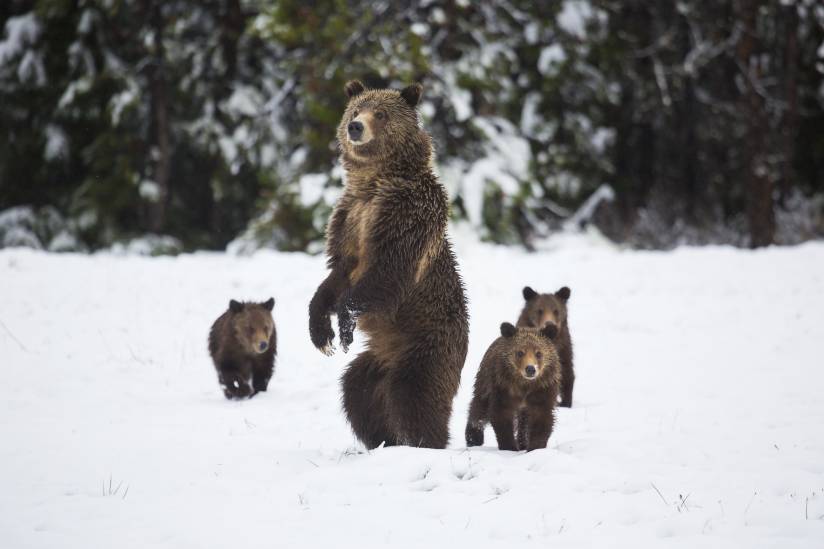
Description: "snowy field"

(1, 232), (824, 548)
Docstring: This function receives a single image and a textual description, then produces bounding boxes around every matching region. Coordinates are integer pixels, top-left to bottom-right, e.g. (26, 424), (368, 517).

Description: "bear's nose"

(348, 121), (363, 141)
(525, 365), (537, 378)
(259, 341), (268, 351)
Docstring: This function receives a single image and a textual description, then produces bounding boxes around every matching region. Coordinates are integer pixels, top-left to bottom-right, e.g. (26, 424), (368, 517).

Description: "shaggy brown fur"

(465, 322), (561, 451)
(308, 80), (469, 449)
(209, 298), (276, 399)
(517, 286), (575, 407)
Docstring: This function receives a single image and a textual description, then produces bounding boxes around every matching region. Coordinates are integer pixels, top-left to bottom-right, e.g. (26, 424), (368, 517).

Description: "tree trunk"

(145, 0), (171, 234)
(736, 0), (774, 248)
(780, 4), (799, 204)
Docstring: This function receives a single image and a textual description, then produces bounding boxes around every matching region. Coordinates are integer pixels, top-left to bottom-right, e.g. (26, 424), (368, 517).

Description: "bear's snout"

(348, 120), (364, 141)
(524, 365), (537, 378)
(258, 341), (268, 352)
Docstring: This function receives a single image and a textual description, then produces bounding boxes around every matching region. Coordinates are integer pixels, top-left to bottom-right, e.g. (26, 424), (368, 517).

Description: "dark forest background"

(1, 0), (823, 254)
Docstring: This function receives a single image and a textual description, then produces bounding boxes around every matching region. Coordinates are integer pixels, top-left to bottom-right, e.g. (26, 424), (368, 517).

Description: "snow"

(538, 44), (566, 76)
(590, 126), (615, 153)
(225, 86), (265, 118)
(138, 180), (161, 202)
(57, 76), (92, 110)
(1, 237), (824, 548)
(444, 70), (473, 122)
(0, 13), (40, 67)
(298, 173), (328, 207)
(17, 49), (45, 85)
(44, 124), (68, 161)
(520, 92), (556, 140)
(459, 117), (532, 230)
(109, 83), (139, 126)
(564, 184), (615, 230)
(411, 23), (429, 37)
(557, 1), (594, 39)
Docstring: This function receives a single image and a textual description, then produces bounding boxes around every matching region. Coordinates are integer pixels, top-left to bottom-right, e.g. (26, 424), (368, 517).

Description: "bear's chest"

(342, 196), (379, 283)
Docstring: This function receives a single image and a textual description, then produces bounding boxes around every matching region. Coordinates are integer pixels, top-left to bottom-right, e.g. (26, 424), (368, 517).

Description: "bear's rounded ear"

(555, 286), (571, 302)
(523, 286), (538, 301)
(263, 297), (275, 311)
(500, 322), (517, 338)
(345, 80), (365, 99)
(229, 300), (244, 313)
(540, 322), (558, 341)
(400, 83), (423, 107)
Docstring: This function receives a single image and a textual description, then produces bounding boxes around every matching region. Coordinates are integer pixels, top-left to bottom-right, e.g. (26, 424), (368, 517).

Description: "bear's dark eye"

(516, 350), (525, 358)
(376, 111), (385, 120)
(352, 109), (360, 117)
(536, 351), (542, 359)
(554, 309), (559, 315)
(537, 309), (543, 315)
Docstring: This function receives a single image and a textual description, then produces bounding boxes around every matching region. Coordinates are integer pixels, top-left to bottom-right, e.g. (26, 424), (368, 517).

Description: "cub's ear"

(555, 286), (571, 302)
(263, 297), (275, 311)
(540, 322), (558, 341)
(500, 322), (517, 338)
(523, 286), (538, 301)
(400, 83), (423, 107)
(345, 80), (365, 98)
(229, 300), (244, 313)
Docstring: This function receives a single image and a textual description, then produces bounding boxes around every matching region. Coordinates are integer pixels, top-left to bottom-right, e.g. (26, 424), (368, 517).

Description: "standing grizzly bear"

(517, 286), (575, 407)
(465, 322), (561, 451)
(209, 298), (276, 399)
(308, 80), (469, 449)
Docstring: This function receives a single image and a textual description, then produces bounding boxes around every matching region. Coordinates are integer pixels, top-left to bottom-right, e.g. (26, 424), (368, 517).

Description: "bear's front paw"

(309, 311), (336, 356)
(336, 303), (358, 353)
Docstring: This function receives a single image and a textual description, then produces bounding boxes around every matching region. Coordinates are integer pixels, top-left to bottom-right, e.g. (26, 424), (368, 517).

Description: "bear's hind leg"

(386, 363), (452, 449)
(341, 352), (396, 449)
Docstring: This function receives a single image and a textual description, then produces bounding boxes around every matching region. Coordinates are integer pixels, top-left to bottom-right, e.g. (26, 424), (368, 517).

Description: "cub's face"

(499, 322), (560, 381)
(229, 298), (275, 355)
(521, 286), (570, 329)
(337, 80), (423, 161)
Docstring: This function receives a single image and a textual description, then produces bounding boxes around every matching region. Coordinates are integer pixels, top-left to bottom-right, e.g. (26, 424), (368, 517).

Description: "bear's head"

(337, 79), (431, 170)
(520, 286), (570, 330)
(228, 297), (275, 355)
(499, 321), (561, 383)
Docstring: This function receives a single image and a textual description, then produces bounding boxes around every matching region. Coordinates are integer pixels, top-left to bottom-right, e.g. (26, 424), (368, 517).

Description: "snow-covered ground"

(2, 233), (823, 548)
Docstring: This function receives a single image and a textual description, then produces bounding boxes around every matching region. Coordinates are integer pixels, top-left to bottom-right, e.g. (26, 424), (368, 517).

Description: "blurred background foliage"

(1, 0), (823, 254)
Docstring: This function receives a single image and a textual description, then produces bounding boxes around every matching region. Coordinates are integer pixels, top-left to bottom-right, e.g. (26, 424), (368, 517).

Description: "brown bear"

(209, 298), (276, 399)
(308, 80), (469, 449)
(517, 286), (575, 407)
(465, 322), (561, 451)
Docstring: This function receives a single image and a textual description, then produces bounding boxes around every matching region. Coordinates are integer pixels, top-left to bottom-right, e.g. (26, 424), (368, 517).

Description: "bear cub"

(517, 286), (575, 407)
(208, 298), (276, 399)
(465, 322), (562, 451)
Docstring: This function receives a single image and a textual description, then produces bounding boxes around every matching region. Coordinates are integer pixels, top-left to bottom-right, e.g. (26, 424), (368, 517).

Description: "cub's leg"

(465, 394), (489, 447)
(525, 403), (555, 451)
(251, 359), (273, 393)
(490, 396), (518, 451)
(218, 362), (253, 399)
(559, 368), (575, 408)
(515, 408), (529, 451)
